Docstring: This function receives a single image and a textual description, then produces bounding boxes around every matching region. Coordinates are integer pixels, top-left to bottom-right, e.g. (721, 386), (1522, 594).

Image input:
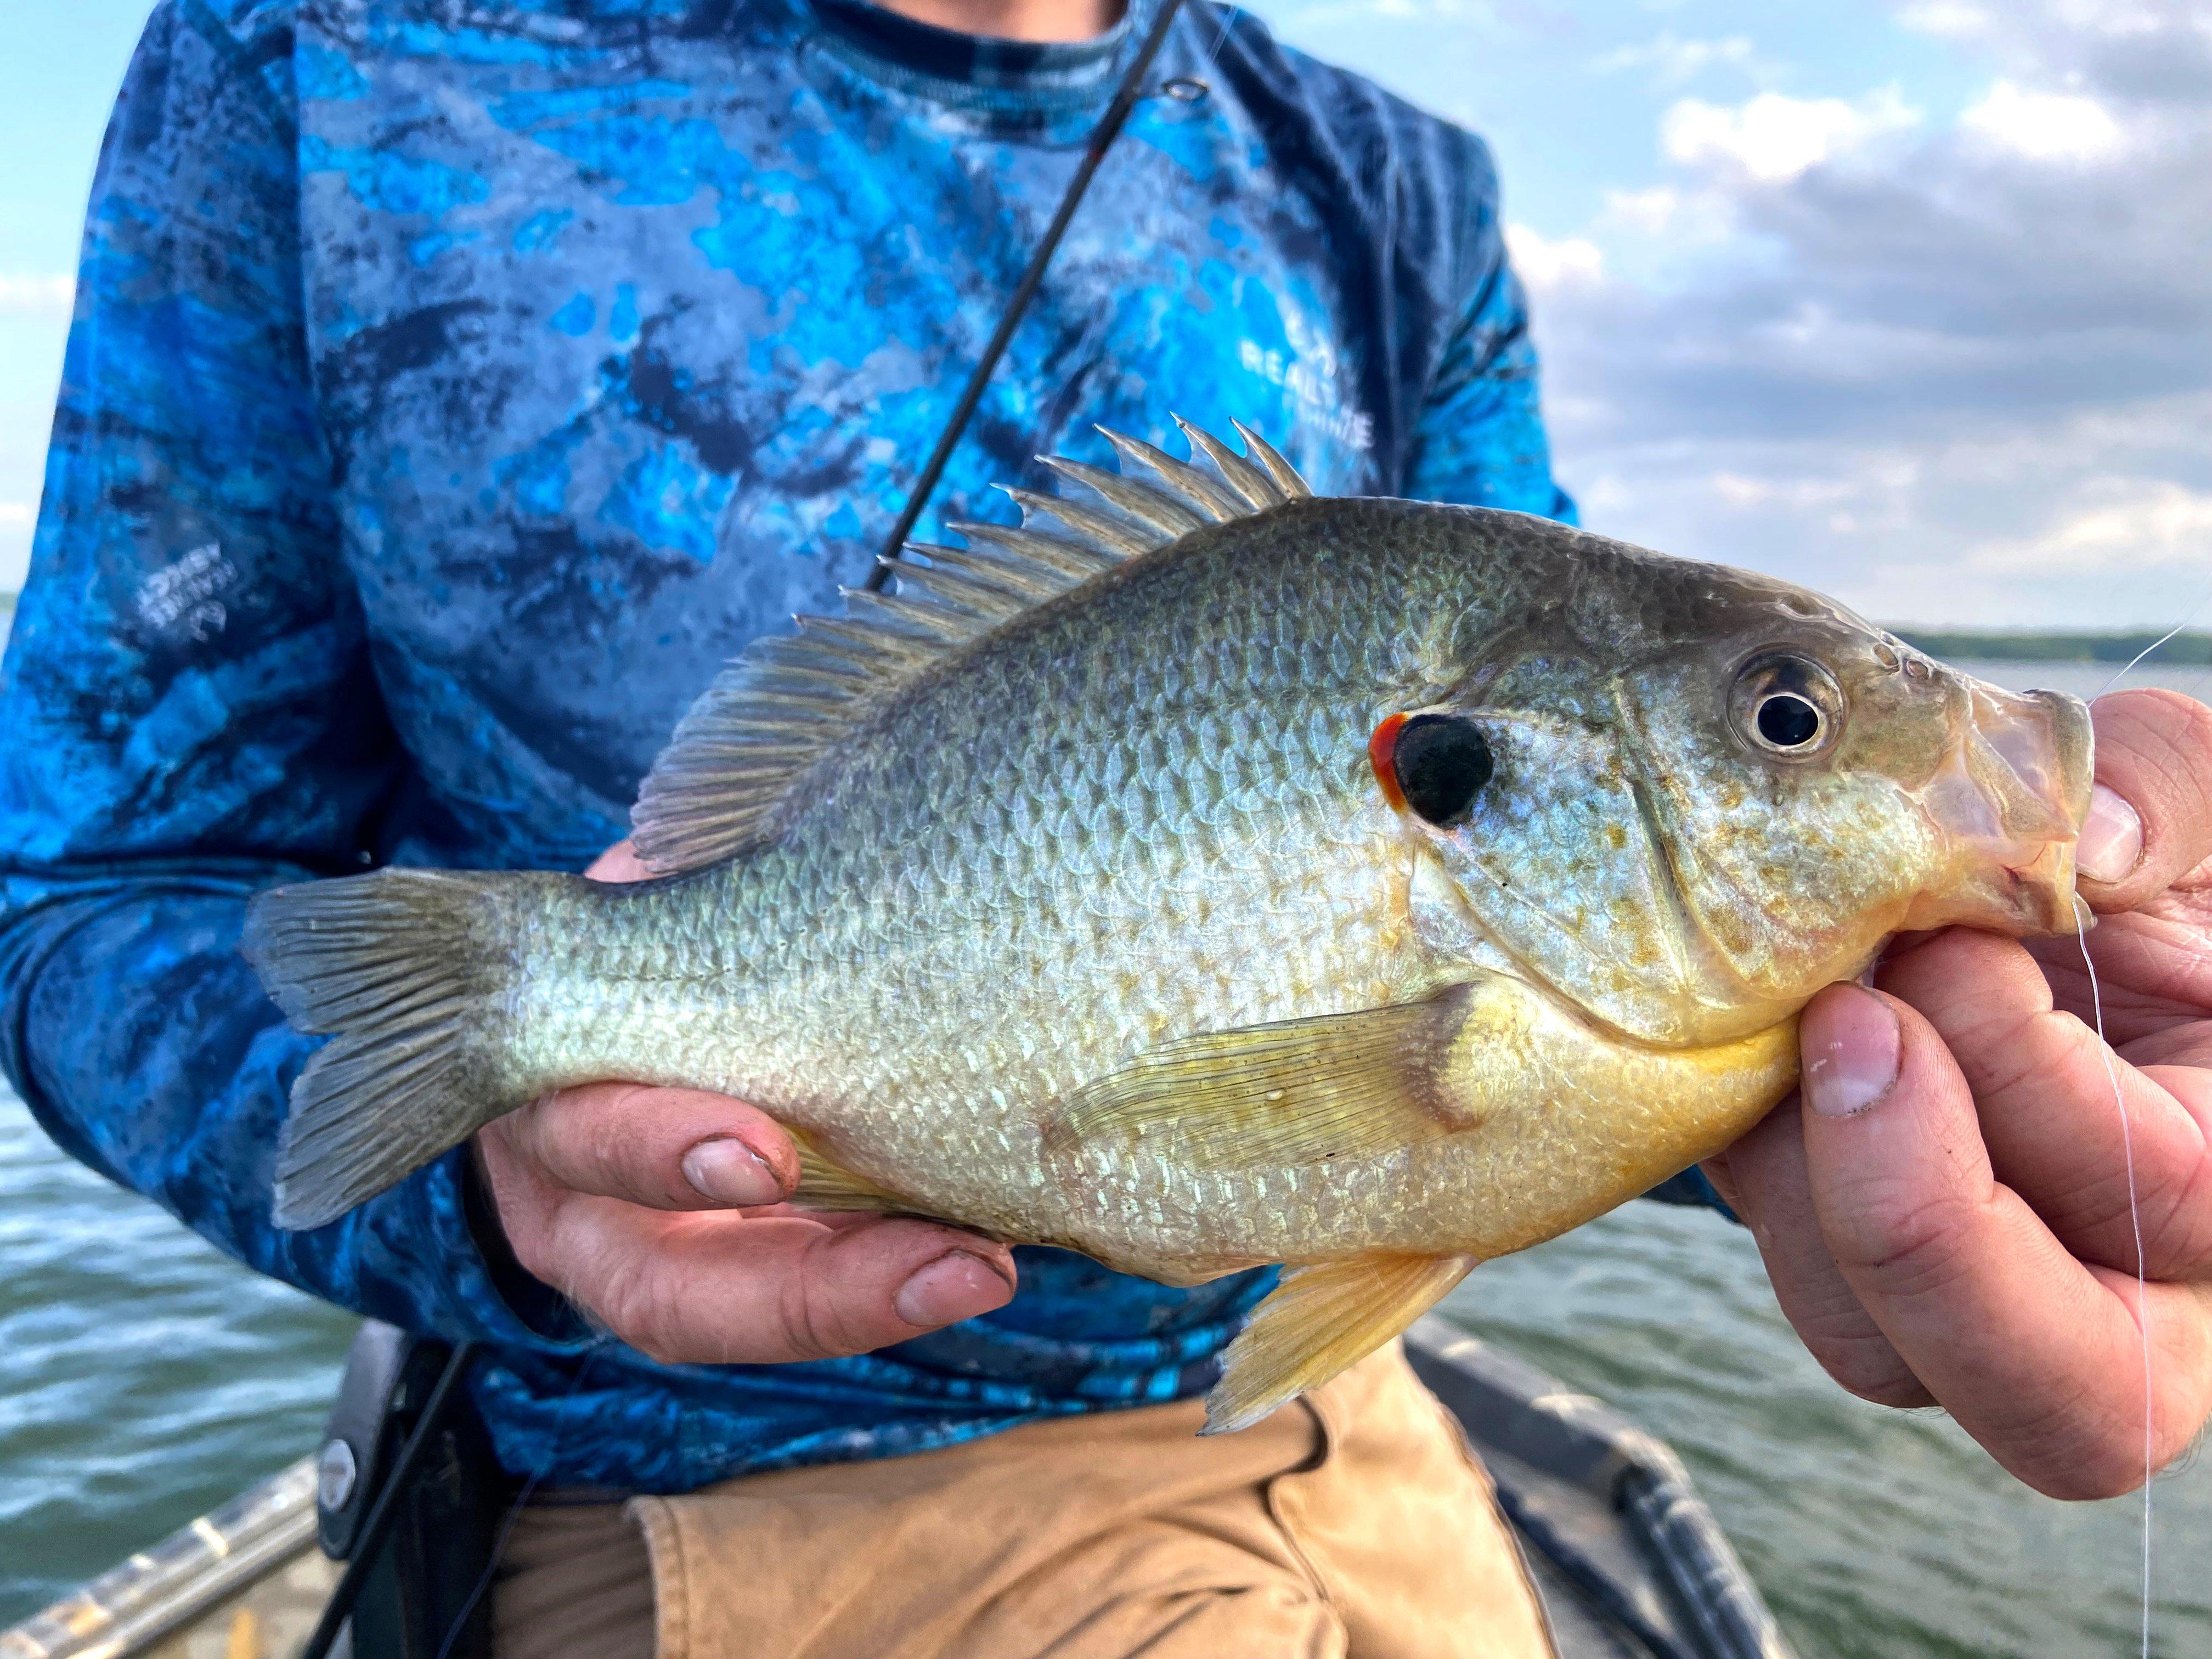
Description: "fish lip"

(1908, 681), (2094, 938)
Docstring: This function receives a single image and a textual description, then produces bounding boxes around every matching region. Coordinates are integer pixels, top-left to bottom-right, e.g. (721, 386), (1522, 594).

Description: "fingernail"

(2076, 783), (2143, 885)
(1803, 987), (1901, 1118)
(681, 1137), (782, 1207)
(895, 1250), (1013, 1328)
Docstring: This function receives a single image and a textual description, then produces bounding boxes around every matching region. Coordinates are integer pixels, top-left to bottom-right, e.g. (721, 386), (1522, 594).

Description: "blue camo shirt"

(0, 0), (1575, 1491)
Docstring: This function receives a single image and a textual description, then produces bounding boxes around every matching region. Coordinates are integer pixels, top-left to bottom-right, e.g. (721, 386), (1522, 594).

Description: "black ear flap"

(1370, 713), (1492, 826)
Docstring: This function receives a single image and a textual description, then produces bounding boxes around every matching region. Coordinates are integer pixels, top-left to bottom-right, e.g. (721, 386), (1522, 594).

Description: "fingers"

(1796, 980), (2211, 1497)
(2075, 689), (2212, 904)
(1706, 1105), (1934, 1408)
(530, 1201), (1018, 1365)
(497, 1082), (800, 1212)
(477, 1081), (1020, 1363)
(1876, 932), (2212, 1282)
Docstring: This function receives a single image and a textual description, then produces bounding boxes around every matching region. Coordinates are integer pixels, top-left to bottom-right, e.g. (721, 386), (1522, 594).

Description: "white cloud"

(1243, 0), (2209, 627)
(1959, 80), (2128, 162)
(1897, 1), (1995, 38)
(1590, 33), (1759, 86)
(1600, 185), (1685, 236)
(1661, 88), (1921, 183)
(1967, 478), (2212, 574)
(1503, 224), (1606, 296)
(1708, 463), (1918, 513)
(0, 274), (73, 316)
(1495, 0), (2212, 624)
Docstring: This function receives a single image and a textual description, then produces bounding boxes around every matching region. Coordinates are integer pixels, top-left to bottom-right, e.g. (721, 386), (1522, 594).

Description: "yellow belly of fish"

(994, 968), (1798, 1434)
(1034, 967), (1798, 1278)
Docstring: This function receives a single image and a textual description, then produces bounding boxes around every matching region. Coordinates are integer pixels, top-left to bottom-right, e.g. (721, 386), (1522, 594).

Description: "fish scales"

(245, 425), (2095, 1429)
(510, 504), (1459, 1251)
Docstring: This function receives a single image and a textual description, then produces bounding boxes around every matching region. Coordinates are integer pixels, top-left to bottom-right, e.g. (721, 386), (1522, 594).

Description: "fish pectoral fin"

(1043, 988), (1483, 1173)
(785, 1127), (924, 1216)
(1204, 1254), (1475, 1435)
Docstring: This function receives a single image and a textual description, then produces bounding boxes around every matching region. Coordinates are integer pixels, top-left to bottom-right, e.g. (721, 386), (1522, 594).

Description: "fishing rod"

(866, 0), (1192, 589)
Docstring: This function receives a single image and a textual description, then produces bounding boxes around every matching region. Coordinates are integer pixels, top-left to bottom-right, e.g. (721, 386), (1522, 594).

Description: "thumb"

(1795, 980), (2148, 1495)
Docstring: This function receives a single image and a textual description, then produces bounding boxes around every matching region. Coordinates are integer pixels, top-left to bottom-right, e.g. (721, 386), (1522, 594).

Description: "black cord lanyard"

(866, 0), (1192, 589)
(299, 1342), (475, 1659)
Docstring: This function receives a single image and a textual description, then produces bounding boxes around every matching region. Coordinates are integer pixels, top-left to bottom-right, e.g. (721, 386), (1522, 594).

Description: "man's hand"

(1708, 687), (2212, 1499)
(474, 841), (1016, 1365)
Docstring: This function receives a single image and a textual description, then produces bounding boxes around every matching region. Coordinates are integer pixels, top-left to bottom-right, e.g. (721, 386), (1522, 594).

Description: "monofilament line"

(2096, 584), (2212, 699)
(2073, 892), (2152, 1659)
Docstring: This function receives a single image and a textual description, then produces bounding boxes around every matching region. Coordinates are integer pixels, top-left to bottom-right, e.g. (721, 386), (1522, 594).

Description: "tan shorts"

(493, 1342), (1556, 1659)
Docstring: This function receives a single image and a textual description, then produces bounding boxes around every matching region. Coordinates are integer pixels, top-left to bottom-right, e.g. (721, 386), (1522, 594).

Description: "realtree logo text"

(1239, 313), (1374, 453)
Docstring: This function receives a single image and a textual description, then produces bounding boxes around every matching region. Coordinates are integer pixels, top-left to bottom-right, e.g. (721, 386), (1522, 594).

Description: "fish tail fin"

(243, 867), (563, 1231)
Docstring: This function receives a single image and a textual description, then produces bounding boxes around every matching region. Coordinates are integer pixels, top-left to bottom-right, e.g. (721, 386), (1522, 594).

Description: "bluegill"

(245, 420), (2091, 1431)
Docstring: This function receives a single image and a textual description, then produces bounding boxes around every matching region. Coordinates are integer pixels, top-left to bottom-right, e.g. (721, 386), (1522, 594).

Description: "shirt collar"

(802, 0), (1140, 113)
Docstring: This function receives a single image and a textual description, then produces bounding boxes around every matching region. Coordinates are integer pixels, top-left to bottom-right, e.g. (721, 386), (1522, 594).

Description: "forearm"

(2, 879), (584, 1349)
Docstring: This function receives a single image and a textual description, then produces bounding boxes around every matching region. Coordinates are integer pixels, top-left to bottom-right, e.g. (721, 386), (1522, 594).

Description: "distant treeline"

(1892, 630), (2212, 666)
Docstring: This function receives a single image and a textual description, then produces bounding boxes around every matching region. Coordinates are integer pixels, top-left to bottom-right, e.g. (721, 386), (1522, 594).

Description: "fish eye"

(1757, 694), (1821, 748)
(1374, 712), (1493, 825)
(1730, 652), (1843, 762)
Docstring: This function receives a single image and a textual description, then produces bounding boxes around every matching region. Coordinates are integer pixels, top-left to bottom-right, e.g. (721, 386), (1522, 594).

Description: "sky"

(1, 0), (2206, 627)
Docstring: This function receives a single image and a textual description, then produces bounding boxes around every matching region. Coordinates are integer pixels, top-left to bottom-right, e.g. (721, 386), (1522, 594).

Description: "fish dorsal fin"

(631, 420), (1310, 874)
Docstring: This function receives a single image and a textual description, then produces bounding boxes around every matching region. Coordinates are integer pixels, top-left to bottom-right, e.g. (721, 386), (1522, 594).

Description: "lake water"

(4, 658), (2210, 1655)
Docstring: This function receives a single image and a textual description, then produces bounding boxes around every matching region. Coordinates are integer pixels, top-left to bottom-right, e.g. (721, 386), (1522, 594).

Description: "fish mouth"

(1902, 681), (2094, 938)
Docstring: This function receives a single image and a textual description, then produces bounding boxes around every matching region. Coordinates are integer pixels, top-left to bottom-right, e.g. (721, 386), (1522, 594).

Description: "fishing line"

(2095, 582), (2212, 699)
(1198, 0), (1244, 63)
(2079, 563), (2210, 1656)
(2072, 891), (2153, 1659)
(433, 1470), (546, 1659)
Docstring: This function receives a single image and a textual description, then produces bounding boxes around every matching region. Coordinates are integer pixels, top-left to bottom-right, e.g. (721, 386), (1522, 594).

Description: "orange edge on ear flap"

(1369, 712), (1409, 812)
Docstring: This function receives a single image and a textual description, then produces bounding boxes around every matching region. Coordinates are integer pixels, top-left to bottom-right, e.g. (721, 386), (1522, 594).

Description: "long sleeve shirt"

(0, 0), (1574, 1492)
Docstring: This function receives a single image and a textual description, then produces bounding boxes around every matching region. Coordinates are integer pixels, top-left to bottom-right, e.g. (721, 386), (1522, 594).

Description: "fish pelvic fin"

(1204, 1254), (1475, 1435)
(785, 1126), (927, 1217)
(629, 420), (1310, 877)
(1042, 989), (1485, 1176)
(242, 868), (557, 1231)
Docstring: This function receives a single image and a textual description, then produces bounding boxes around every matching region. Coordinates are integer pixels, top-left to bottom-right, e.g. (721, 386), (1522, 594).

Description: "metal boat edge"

(0, 1460), (326, 1659)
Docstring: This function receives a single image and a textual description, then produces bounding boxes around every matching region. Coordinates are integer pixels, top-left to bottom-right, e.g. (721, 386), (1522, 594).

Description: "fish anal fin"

(1045, 988), (1481, 1175)
(1204, 1254), (1474, 1434)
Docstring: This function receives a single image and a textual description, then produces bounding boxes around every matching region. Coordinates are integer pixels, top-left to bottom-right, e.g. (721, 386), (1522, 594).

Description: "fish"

(242, 418), (2094, 1432)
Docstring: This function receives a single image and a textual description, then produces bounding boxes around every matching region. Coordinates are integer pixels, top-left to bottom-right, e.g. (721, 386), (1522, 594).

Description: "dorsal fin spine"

(904, 543), (1068, 603)
(1232, 421), (1311, 500)
(1099, 429), (1245, 521)
(947, 522), (1120, 579)
(631, 421), (1312, 875)
(837, 589), (985, 644)
(879, 558), (1031, 622)
(1176, 416), (1283, 510)
(1039, 456), (1207, 537)
(998, 489), (1158, 558)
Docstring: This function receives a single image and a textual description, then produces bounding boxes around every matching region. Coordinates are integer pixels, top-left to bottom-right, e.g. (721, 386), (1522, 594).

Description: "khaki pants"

(493, 1343), (1555, 1659)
